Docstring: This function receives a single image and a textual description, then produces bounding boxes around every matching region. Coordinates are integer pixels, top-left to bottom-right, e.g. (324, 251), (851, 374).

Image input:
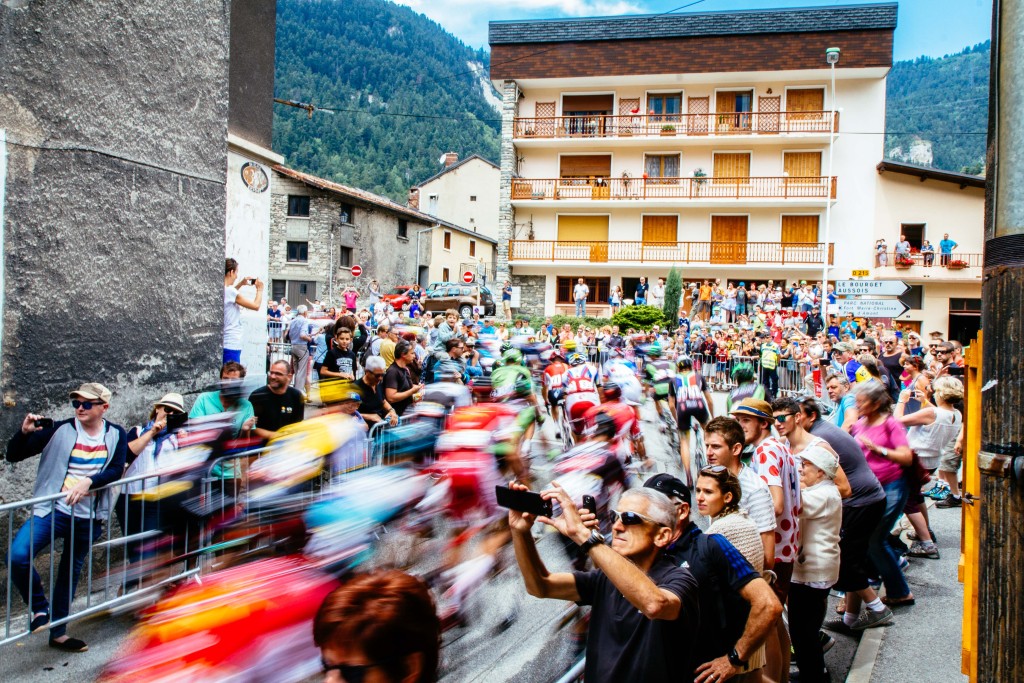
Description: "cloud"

(392, 0), (647, 48)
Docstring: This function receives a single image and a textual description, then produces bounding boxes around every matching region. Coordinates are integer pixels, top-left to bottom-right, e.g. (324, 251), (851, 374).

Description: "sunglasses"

(700, 464), (728, 477)
(774, 412), (797, 423)
(612, 509), (663, 527)
(71, 399), (102, 410)
(321, 659), (378, 683)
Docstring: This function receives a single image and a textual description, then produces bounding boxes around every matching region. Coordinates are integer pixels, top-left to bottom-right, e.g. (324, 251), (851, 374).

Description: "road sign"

(836, 298), (910, 318)
(834, 280), (909, 297)
(462, 270), (474, 284)
(850, 269), (870, 278)
(350, 264), (362, 277)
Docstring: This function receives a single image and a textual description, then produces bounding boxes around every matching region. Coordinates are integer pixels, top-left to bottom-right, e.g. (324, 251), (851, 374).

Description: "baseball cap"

(834, 342), (855, 354)
(729, 397), (773, 421)
(800, 445), (838, 479)
(644, 473), (691, 504)
(70, 382), (112, 404)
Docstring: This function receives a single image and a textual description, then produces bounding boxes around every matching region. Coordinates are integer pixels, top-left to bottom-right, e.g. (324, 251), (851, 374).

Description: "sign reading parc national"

(834, 280), (910, 297)
(836, 298), (911, 318)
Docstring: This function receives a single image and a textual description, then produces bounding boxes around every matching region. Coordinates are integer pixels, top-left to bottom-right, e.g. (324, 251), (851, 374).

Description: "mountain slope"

(885, 41), (990, 174)
(273, 0), (500, 201)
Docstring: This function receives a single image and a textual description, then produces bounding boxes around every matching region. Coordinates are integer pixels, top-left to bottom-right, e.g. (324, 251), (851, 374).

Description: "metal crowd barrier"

(267, 319), (286, 343)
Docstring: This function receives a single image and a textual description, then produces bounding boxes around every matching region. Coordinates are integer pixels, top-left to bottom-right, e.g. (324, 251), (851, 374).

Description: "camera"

(247, 278), (257, 285)
(34, 417), (54, 430)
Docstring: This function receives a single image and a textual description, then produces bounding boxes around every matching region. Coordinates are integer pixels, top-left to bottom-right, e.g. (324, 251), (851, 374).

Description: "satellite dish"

(438, 154), (447, 166)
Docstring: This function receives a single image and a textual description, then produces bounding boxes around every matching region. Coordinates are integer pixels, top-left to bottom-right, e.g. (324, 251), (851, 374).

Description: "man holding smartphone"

(223, 258), (265, 364)
(5, 383), (128, 652)
(508, 481), (699, 682)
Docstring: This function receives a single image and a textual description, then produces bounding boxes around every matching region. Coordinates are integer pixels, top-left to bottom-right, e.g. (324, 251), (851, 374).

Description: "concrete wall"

(428, 228), (496, 285)
(0, 1), (232, 501)
(270, 173), (431, 306)
(418, 158), (501, 240)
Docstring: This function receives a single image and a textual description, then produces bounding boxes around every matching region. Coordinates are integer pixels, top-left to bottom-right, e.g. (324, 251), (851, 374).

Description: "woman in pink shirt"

(342, 286), (359, 313)
(850, 380), (914, 606)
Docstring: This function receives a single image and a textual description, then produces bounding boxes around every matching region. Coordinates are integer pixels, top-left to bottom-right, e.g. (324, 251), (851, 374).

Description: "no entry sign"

(462, 270), (474, 284)
(351, 264), (362, 277)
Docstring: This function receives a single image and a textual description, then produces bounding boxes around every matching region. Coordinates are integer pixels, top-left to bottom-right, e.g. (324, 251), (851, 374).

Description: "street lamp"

(822, 47), (839, 315)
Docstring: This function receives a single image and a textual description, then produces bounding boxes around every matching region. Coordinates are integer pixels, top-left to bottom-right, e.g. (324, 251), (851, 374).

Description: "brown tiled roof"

(876, 160), (985, 188)
(489, 3), (898, 45)
(414, 154), (499, 189)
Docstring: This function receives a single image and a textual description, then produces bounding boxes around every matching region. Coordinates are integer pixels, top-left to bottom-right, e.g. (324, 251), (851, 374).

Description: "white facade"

(417, 156), (501, 240)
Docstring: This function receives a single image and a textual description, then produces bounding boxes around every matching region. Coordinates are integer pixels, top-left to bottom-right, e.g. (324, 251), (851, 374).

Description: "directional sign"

(850, 269), (870, 278)
(350, 264), (362, 277)
(834, 280), (909, 297)
(836, 298), (910, 318)
(462, 270), (475, 284)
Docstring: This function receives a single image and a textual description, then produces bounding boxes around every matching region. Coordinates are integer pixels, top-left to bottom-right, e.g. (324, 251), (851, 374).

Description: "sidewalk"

(835, 498), (968, 683)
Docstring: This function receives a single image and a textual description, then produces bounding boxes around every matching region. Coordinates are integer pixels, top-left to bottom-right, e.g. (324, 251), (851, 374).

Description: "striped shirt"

(56, 422), (108, 518)
(737, 464), (777, 535)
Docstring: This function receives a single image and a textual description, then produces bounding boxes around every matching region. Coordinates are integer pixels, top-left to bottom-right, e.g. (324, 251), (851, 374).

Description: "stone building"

(0, 1), (276, 502)
(270, 166), (442, 306)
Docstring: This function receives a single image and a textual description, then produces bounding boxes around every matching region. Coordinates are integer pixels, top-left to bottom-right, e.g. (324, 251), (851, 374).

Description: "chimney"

(444, 152), (459, 167)
(407, 187), (420, 210)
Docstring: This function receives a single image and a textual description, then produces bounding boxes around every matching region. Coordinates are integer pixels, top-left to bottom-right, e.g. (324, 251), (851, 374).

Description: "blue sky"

(393, 0), (993, 62)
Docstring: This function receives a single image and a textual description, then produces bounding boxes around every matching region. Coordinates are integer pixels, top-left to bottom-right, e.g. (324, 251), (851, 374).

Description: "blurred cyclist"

(668, 355), (714, 484)
(643, 343), (675, 426)
(563, 352), (601, 438)
(727, 362), (765, 412)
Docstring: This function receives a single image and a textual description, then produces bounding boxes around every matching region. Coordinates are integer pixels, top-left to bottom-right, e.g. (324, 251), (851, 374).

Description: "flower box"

(946, 260), (969, 270)
(894, 257), (915, 269)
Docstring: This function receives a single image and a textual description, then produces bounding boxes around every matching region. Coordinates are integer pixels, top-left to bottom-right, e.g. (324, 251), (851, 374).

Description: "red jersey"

(543, 362), (568, 392)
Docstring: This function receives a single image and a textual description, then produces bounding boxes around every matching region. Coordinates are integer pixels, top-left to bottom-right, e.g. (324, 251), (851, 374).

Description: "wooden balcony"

(513, 111), (839, 139)
(509, 240), (835, 266)
(511, 176), (837, 202)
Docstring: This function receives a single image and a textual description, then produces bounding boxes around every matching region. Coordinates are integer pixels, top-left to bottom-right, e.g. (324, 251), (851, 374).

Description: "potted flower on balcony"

(946, 258), (969, 270)
(692, 168), (708, 195)
(894, 255), (915, 269)
(660, 124), (677, 136)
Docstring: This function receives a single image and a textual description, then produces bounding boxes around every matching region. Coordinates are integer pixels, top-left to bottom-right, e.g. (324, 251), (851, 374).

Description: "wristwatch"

(728, 648), (748, 668)
(578, 530), (606, 553)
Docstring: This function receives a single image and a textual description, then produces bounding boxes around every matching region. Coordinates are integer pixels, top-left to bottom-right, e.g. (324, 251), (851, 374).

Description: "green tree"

(662, 266), (682, 331)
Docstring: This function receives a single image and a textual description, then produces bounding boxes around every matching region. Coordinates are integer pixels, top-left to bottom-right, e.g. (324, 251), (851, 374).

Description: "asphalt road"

(0, 394), (968, 683)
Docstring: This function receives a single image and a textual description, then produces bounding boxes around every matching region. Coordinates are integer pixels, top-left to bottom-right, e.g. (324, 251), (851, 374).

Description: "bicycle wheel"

(559, 409), (575, 448)
(692, 424), (708, 472)
(663, 410), (680, 454)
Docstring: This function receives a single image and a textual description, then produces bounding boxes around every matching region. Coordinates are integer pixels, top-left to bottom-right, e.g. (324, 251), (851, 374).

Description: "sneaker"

(936, 495), (962, 508)
(49, 636), (89, 652)
(851, 607), (894, 630)
(931, 487), (951, 502)
(823, 618), (857, 636)
(907, 541), (940, 560)
(898, 555), (910, 571)
(819, 631), (836, 653)
(30, 613), (49, 633)
(923, 481), (949, 499)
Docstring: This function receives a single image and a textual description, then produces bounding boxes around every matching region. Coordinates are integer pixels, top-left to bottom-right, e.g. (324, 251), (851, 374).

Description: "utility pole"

(978, 1), (1024, 680)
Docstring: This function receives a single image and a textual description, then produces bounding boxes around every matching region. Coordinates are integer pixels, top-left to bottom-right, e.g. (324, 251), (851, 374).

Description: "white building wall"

(418, 158), (501, 240)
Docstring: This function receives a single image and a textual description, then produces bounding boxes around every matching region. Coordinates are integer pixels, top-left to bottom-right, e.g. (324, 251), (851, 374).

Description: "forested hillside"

(273, 0), (500, 201)
(885, 41), (990, 174)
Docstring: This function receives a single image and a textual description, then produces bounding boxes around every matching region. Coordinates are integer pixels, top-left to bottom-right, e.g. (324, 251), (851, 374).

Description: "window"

(339, 203), (354, 224)
(556, 276), (610, 305)
(900, 285), (924, 311)
(339, 246), (353, 268)
(781, 215), (820, 243)
(427, 195), (439, 215)
(287, 195), (310, 217)
(469, 240), (476, 257)
(900, 223), (925, 251)
(443, 231), (452, 250)
(442, 267), (450, 282)
(272, 279), (286, 302)
(713, 152), (751, 182)
(716, 90), (753, 130)
(644, 154), (680, 184)
(469, 196), (477, 202)
(286, 241), (309, 263)
(950, 298), (981, 313)
(646, 93), (682, 122)
(398, 220), (408, 239)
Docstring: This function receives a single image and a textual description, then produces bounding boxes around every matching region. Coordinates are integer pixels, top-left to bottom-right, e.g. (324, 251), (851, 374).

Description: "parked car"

(422, 284), (495, 318)
(381, 285), (417, 309)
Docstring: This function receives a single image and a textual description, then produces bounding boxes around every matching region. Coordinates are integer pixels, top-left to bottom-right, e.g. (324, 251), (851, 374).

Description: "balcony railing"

(509, 240), (835, 265)
(513, 111), (839, 139)
(511, 176), (837, 201)
(879, 251), (982, 270)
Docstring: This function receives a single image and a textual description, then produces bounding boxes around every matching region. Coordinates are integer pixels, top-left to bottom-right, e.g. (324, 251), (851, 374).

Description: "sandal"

(835, 598), (847, 614)
(881, 594), (916, 607)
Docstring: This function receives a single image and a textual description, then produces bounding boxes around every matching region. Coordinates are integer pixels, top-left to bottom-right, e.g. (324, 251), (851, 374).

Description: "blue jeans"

(575, 299), (587, 317)
(869, 479), (911, 598)
(8, 511), (104, 637)
(634, 297), (646, 306)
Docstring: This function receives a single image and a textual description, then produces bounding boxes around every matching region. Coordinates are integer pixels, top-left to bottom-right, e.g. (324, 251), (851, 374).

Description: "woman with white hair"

(790, 446), (843, 683)
(895, 375), (964, 557)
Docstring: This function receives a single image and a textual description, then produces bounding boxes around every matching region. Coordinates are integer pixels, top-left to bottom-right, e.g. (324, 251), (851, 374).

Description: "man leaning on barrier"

(5, 382), (128, 652)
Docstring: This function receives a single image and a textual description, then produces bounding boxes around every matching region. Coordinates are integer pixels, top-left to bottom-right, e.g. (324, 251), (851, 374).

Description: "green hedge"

(611, 304), (668, 331)
(527, 314), (612, 332)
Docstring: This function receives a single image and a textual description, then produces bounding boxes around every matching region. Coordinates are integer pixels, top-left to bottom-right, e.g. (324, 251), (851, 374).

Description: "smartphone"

(581, 495), (596, 514)
(247, 278), (257, 285)
(33, 417), (54, 430)
(495, 485), (553, 518)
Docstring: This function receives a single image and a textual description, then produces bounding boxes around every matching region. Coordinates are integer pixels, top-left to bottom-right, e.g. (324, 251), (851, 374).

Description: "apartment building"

(873, 161), (984, 343)
(489, 3), (897, 317)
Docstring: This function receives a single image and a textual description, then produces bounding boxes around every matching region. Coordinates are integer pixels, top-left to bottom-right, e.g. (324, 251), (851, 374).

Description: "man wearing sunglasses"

(6, 382), (128, 652)
(646, 474), (782, 683)
(508, 481), (698, 683)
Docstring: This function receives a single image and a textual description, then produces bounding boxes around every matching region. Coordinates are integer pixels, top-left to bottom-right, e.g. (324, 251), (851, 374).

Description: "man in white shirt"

(650, 277), (666, 309)
(223, 258), (264, 364)
(573, 278), (590, 318)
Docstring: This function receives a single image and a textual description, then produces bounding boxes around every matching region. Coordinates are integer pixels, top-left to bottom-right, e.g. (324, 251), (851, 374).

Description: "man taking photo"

(508, 481), (698, 682)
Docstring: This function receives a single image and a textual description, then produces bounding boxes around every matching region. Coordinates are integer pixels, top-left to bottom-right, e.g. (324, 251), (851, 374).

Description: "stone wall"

(0, 1), (233, 504)
(270, 173), (432, 306)
(512, 274), (547, 318)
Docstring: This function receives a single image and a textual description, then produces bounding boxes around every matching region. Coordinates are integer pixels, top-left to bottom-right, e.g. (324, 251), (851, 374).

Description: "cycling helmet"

(568, 352), (586, 367)
(588, 411), (617, 440)
(562, 339), (577, 352)
(603, 382), (622, 401)
(676, 355), (693, 370)
(501, 348), (523, 365)
(647, 343), (662, 358)
(731, 362), (755, 383)
(500, 341), (514, 353)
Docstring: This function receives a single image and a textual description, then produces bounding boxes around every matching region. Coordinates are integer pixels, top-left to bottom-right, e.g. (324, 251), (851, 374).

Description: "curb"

(845, 626), (885, 683)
